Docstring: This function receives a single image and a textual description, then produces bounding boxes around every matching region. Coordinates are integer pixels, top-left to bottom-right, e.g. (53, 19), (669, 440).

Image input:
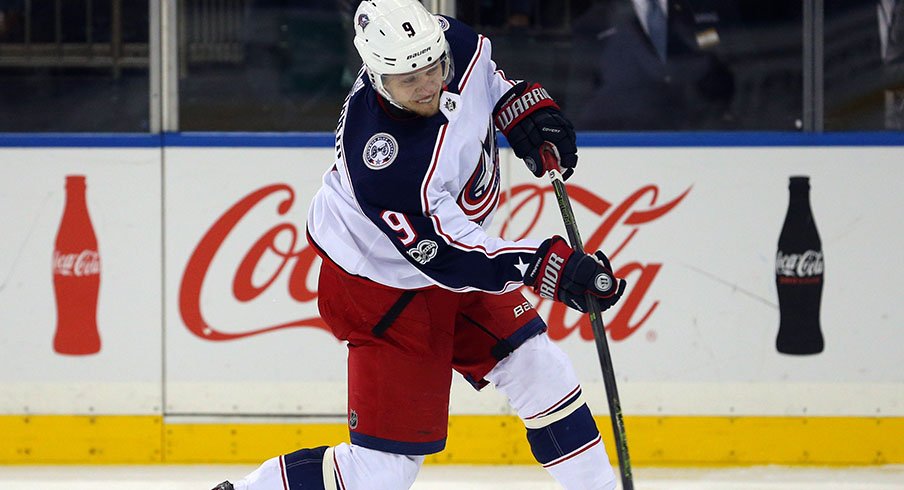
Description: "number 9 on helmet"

(353, 0), (454, 108)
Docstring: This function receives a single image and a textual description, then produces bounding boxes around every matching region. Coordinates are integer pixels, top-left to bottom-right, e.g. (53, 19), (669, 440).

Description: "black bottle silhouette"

(775, 176), (824, 355)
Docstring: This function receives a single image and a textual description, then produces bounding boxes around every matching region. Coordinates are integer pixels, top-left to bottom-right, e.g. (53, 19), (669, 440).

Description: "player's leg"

(324, 267), (456, 456)
(222, 444), (423, 490)
(487, 333), (616, 489)
(325, 260), (460, 488)
(223, 446), (331, 490)
(453, 291), (616, 490)
(215, 259), (453, 489)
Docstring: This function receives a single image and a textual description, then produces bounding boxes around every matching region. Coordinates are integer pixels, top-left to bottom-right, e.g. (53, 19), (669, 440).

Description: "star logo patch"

(514, 257), (529, 277)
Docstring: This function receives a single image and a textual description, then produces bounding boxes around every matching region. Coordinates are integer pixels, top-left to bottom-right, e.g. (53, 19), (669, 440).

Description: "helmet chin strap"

(387, 98), (408, 110)
(379, 84), (410, 111)
(365, 68), (407, 111)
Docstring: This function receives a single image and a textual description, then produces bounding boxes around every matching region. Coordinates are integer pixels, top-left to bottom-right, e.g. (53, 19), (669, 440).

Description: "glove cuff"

(524, 236), (574, 300)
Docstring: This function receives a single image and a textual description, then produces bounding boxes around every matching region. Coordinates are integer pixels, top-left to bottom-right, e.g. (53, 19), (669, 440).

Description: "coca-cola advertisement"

(53, 175), (102, 355)
(775, 175), (824, 355)
(0, 148), (163, 416)
(1, 142), (902, 421)
(156, 145), (904, 418)
(164, 148), (350, 415)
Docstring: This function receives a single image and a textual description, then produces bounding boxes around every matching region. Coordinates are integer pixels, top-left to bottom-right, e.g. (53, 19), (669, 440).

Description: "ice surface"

(0, 464), (900, 489)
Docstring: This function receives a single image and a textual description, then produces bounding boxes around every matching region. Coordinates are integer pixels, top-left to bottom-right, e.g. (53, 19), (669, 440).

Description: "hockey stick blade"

(539, 142), (634, 490)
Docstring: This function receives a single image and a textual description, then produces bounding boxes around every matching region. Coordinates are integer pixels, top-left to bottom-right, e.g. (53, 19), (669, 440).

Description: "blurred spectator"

(566, 0), (738, 130)
(824, 0), (904, 129)
(506, 0), (532, 29)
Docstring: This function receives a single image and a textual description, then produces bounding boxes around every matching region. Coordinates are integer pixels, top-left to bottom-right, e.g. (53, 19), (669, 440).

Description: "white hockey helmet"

(353, 0), (453, 107)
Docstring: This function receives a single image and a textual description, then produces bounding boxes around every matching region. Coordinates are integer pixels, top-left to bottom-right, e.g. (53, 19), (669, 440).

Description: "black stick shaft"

(540, 143), (634, 490)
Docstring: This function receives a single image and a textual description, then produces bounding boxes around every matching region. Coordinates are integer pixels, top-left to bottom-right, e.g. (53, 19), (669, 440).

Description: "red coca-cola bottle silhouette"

(52, 175), (101, 355)
(775, 176), (824, 355)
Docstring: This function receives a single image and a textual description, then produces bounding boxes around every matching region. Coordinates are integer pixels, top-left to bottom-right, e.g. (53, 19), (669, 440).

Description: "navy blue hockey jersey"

(307, 16), (542, 292)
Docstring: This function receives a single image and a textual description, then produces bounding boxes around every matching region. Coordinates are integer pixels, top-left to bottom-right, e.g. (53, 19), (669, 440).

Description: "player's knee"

(330, 443), (424, 489)
(486, 333), (583, 419)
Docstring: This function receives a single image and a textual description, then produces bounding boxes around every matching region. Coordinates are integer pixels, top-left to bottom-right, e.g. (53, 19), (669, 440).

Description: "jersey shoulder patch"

(342, 88), (445, 212)
(362, 132), (399, 170)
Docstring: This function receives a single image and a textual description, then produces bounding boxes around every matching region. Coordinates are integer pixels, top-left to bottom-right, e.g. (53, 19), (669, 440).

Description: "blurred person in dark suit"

(824, 0), (904, 129)
(566, 0), (738, 130)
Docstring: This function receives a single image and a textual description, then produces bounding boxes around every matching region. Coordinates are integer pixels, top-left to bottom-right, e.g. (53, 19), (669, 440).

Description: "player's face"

(383, 59), (445, 117)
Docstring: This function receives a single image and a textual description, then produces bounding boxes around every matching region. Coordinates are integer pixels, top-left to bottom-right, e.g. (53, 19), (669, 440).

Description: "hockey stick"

(539, 142), (634, 490)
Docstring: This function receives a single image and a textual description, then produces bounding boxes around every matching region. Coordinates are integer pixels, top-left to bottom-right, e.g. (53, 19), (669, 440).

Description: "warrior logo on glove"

(524, 236), (626, 313)
(536, 252), (565, 300)
(494, 85), (556, 129)
(493, 81), (578, 180)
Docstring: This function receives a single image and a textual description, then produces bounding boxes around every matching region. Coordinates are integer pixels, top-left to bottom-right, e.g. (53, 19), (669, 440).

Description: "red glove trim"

(532, 238), (574, 300)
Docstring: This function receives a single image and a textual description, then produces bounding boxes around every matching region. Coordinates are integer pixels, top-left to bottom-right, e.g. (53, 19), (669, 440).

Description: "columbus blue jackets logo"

(435, 15), (450, 31)
(363, 133), (398, 170)
(457, 124), (500, 224)
(356, 14), (370, 30)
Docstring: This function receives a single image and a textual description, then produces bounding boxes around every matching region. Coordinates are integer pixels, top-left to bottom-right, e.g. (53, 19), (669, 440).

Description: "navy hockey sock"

(526, 403), (600, 467)
(283, 446), (334, 489)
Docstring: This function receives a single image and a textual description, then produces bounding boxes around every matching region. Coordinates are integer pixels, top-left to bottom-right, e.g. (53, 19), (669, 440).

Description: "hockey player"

(213, 0), (626, 489)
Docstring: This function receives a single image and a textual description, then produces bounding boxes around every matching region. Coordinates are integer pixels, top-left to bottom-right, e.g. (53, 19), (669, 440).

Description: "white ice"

(0, 464), (902, 489)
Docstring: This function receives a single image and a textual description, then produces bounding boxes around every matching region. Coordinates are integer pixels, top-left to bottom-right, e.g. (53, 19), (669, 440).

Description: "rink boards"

(0, 133), (902, 465)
